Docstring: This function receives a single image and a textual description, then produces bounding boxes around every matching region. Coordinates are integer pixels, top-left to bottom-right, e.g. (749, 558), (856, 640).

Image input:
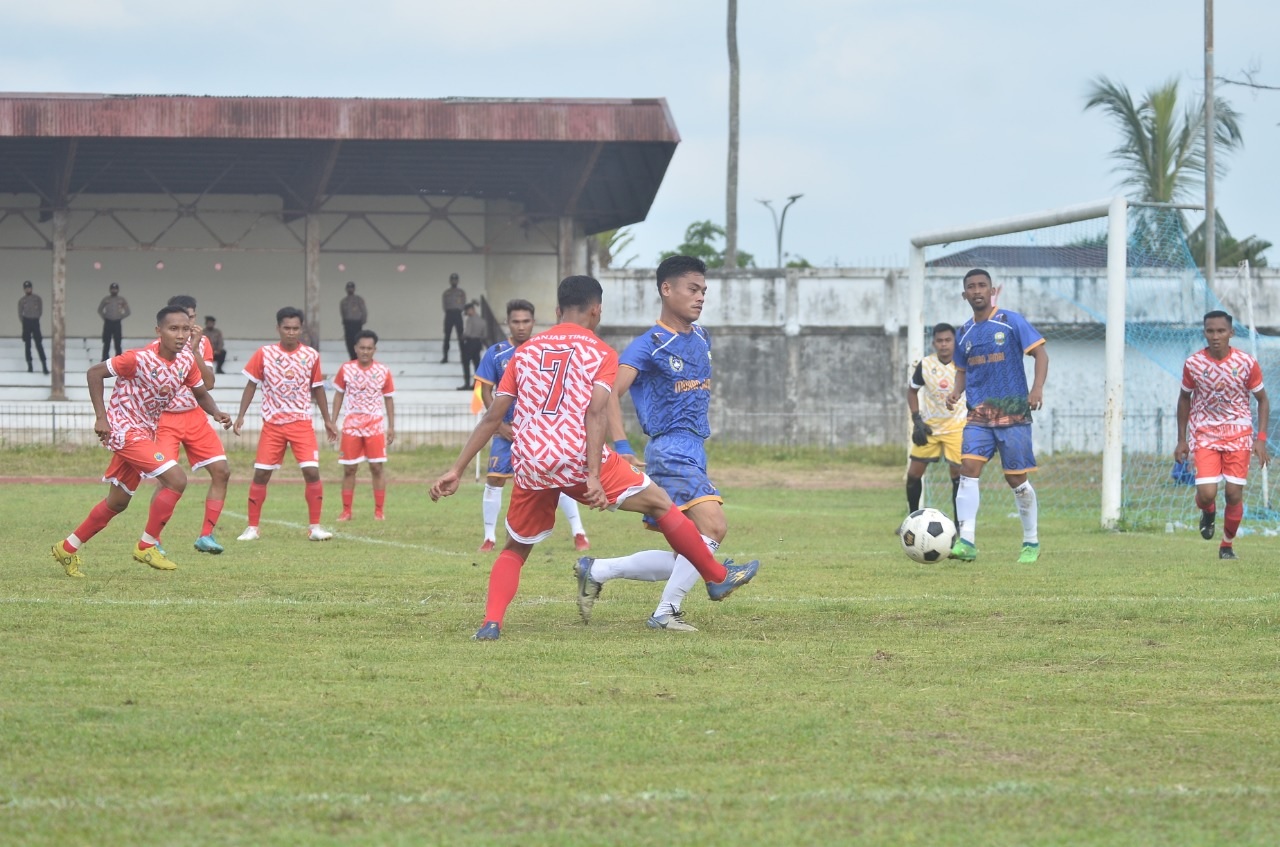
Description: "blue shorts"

(961, 423), (1037, 474)
(486, 436), (513, 477)
(641, 432), (722, 527)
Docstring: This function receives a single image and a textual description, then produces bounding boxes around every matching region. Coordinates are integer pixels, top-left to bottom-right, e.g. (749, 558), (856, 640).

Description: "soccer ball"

(898, 508), (957, 563)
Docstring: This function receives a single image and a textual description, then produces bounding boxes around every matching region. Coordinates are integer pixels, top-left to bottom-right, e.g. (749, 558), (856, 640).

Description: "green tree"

(1188, 213), (1271, 268)
(660, 220), (754, 268)
(1084, 76), (1242, 203)
(592, 227), (638, 270)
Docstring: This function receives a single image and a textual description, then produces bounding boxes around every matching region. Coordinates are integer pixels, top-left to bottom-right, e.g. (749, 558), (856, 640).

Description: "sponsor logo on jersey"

(153, 452), (164, 461)
(669, 356), (684, 372)
(994, 331), (1006, 346)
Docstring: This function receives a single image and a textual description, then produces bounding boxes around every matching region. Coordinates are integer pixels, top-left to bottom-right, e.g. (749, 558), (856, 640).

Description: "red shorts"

(156, 408), (226, 470)
(505, 452), (651, 544)
(256, 420), (320, 470)
(102, 437), (178, 496)
(339, 431), (387, 464)
(1193, 448), (1251, 486)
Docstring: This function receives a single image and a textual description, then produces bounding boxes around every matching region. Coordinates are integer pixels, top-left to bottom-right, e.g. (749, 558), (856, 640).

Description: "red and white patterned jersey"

(243, 343), (324, 425)
(334, 360), (395, 437)
(105, 346), (203, 451)
(1181, 347), (1264, 452)
(146, 335), (213, 414)
(496, 322), (618, 490)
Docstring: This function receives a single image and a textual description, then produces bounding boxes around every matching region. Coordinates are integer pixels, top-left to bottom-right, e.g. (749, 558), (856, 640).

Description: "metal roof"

(0, 94), (680, 233)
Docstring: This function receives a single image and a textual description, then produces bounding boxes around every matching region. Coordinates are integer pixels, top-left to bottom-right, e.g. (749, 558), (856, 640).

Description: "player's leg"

(337, 431), (364, 520)
(193, 459), (231, 553)
(557, 493), (589, 550)
(476, 486), (557, 639)
(952, 425), (992, 560)
(242, 422), (286, 539)
(176, 413), (230, 553)
(52, 467), (135, 577)
(365, 433), (388, 519)
(1218, 450), (1250, 558)
(996, 425), (1040, 563)
(905, 459), (928, 514)
(648, 498), (727, 630)
(288, 422), (328, 539)
(480, 439), (512, 551)
(1192, 449), (1224, 541)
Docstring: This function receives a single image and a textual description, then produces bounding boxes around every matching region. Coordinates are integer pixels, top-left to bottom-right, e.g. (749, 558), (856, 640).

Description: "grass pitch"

(1, 447), (1278, 845)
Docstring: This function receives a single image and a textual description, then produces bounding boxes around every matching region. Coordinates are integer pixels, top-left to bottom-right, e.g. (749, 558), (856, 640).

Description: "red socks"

(305, 481), (323, 524)
(483, 549), (526, 624)
(201, 500), (224, 536)
(373, 489), (386, 510)
(143, 487), (182, 543)
(1223, 501), (1243, 543)
(654, 505), (727, 583)
(68, 500), (117, 550)
(248, 483), (267, 526)
(341, 490), (354, 510)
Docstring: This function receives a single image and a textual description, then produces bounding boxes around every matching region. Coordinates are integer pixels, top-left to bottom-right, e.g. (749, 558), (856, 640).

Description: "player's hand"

(188, 325), (203, 350)
(497, 422), (514, 441)
(1255, 441), (1271, 468)
(213, 411), (232, 430)
(93, 415), (110, 445)
(911, 413), (932, 447)
(1173, 440), (1189, 463)
(386, 427), (395, 446)
(582, 476), (609, 510)
(618, 452), (644, 467)
(233, 416), (244, 436)
(324, 421), (338, 444)
(944, 392), (959, 411)
(1027, 388), (1044, 412)
(430, 471), (460, 501)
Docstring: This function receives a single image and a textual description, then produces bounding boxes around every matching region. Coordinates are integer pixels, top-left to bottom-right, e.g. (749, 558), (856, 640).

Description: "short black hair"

(167, 294), (197, 311)
(204, 315), (216, 322)
(276, 306), (304, 325)
(156, 304), (189, 325)
(1204, 309), (1233, 327)
(656, 255), (707, 292)
(557, 275), (603, 309)
(346, 281), (356, 289)
(962, 268), (992, 284)
(22, 280), (32, 288)
(932, 322), (956, 338)
(355, 329), (379, 345)
(506, 298), (535, 318)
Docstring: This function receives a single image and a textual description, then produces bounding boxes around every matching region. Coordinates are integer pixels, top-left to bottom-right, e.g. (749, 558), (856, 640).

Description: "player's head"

(354, 329), (378, 363)
(656, 255), (708, 325)
(167, 294), (198, 321)
(931, 322), (956, 360)
(961, 268), (994, 313)
(656, 255), (707, 293)
(506, 298), (536, 344)
(275, 306), (305, 347)
(1203, 310), (1234, 351)
(556, 275), (603, 330)
(155, 305), (192, 354)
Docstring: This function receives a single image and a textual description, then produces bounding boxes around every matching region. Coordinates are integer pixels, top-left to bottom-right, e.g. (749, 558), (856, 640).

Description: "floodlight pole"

(758, 194), (803, 269)
(1205, 0), (1216, 287)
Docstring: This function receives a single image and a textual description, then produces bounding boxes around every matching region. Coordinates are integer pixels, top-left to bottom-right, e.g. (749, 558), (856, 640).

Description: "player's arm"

(192, 383), (232, 430)
(478, 380), (511, 440)
(1253, 387), (1270, 467)
(86, 361), (111, 444)
(313, 384), (337, 443)
(332, 389), (345, 426)
(430, 395), (513, 501)
(945, 368), (966, 410)
(607, 365), (641, 464)
(582, 382), (613, 510)
(1026, 342), (1048, 410)
(1173, 389), (1192, 462)
(233, 381), (257, 435)
(384, 395), (395, 446)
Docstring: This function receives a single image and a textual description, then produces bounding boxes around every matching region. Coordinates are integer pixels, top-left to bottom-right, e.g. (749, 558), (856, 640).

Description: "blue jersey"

(474, 339), (516, 423)
(954, 308), (1044, 427)
(620, 322), (713, 439)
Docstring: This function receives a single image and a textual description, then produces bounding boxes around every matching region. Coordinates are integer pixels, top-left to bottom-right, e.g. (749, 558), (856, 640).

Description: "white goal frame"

(907, 197), (1129, 529)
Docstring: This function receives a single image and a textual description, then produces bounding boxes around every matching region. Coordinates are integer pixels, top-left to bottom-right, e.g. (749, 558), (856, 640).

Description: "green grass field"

(2, 447), (1278, 845)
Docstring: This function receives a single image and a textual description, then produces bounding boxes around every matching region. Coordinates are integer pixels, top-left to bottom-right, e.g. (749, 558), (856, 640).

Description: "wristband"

(614, 439), (635, 455)
(1258, 431), (1267, 442)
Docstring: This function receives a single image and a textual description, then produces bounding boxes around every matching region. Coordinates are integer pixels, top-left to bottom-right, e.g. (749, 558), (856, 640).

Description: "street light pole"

(757, 194), (803, 269)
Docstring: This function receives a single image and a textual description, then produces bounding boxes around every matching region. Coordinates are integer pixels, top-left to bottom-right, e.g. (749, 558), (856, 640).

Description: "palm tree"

(1188, 213), (1271, 268)
(1084, 76), (1242, 203)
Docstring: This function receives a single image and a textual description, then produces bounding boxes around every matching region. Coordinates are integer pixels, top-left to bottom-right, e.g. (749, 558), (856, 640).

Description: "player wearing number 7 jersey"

(430, 274), (760, 641)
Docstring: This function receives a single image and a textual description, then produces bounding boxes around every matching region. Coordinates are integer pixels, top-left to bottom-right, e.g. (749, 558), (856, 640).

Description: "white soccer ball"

(898, 508), (957, 563)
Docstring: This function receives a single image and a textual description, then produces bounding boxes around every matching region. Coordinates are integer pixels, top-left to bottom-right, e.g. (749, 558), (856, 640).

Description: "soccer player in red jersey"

(430, 275), (760, 640)
(233, 307), (338, 541)
(1174, 310), (1270, 560)
(148, 295), (232, 555)
(50, 305), (232, 577)
(333, 330), (396, 521)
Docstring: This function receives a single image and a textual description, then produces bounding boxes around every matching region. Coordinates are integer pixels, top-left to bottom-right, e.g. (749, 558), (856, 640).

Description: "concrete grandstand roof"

(0, 93), (681, 233)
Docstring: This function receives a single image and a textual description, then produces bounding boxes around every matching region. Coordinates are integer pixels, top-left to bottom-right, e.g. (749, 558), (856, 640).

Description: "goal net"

(909, 200), (1279, 534)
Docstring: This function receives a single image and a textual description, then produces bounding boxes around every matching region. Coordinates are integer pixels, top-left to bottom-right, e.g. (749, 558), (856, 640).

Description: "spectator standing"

(460, 302), (486, 389)
(98, 282), (131, 361)
(441, 272), (466, 363)
(204, 315), (226, 374)
(19, 280), (49, 374)
(340, 281), (368, 361)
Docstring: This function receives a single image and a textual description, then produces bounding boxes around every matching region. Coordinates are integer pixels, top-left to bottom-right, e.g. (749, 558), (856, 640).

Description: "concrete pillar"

(558, 216), (578, 281)
(50, 209), (68, 401)
(304, 214), (321, 344)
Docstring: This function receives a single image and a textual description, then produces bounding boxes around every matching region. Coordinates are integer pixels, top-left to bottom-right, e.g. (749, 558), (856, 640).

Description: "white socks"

(955, 476), (979, 543)
(481, 484), (503, 541)
(590, 550), (676, 583)
(1013, 480), (1039, 543)
(654, 535), (718, 619)
(558, 493), (586, 536)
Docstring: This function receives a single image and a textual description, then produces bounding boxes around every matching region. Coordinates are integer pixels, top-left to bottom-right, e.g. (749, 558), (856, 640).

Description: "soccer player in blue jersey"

(945, 268), (1049, 563)
(575, 254), (750, 631)
(473, 298), (590, 553)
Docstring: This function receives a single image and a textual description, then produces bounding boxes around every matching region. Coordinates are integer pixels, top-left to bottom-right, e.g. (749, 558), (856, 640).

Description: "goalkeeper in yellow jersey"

(906, 323), (966, 520)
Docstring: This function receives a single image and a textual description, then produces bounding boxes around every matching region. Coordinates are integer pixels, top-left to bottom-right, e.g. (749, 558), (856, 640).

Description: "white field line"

(1, 783), (1272, 812)
(219, 509), (462, 557)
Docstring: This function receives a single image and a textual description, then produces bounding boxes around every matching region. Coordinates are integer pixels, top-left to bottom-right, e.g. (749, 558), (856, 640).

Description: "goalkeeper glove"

(911, 412), (933, 447)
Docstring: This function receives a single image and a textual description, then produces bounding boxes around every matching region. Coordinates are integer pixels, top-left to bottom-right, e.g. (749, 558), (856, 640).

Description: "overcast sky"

(3, 0), (1277, 268)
